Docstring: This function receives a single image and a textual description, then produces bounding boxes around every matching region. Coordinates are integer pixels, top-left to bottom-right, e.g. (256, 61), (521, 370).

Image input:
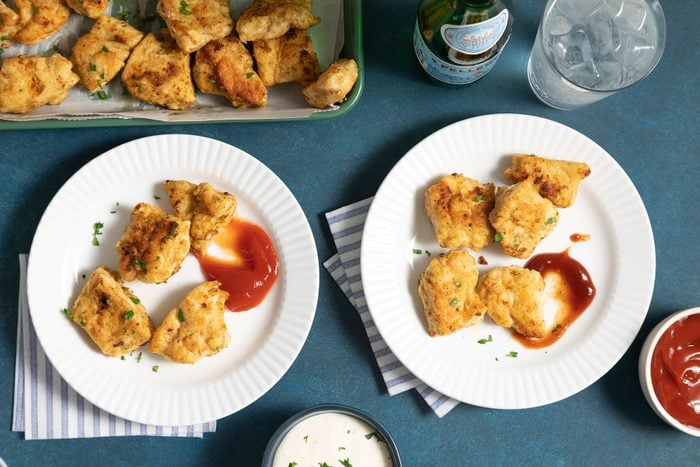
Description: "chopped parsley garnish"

(288, 463), (298, 467)
(412, 248), (422, 254)
(92, 222), (104, 246)
(154, 195), (161, 200)
(177, 308), (185, 322)
(89, 64), (97, 71)
(130, 296), (140, 304)
(477, 335), (493, 344)
(119, 9), (131, 21)
(102, 45), (109, 52)
(365, 431), (383, 441)
(303, 435), (309, 443)
(90, 90), (109, 100)
(209, 78), (217, 85)
(319, 464), (331, 467)
(425, 249), (431, 256)
(137, 83), (145, 93)
(494, 232), (503, 242)
(123, 310), (134, 320)
(152, 365), (159, 372)
(31, 4), (39, 15)
(454, 280), (461, 288)
(339, 459), (353, 467)
(136, 352), (143, 363)
(338, 446), (346, 451)
(450, 298), (459, 307)
(121, 356), (125, 360)
(179, 0), (192, 14)
(473, 194), (484, 203)
(546, 217), (557, 225)
(61, 308), (73, 319)
(1, 35), (10, 41)
(133, 259), (147, 271)
(246, 72), (254, 79)
(506, 351), (518, 358)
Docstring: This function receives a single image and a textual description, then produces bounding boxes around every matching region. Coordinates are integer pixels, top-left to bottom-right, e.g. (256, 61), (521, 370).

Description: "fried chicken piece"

(193, 36), (268, 107)
(156, 0), (233, 54)
(122, 33), (196, 110)
(302, 58), (359, 108)
(150, 281), (230, 363)
(418, 249), (485, 337)
(489, 179), (559, 259)
(504, 154), (591, 208)
(477, 266), (546, 338)
(115, 203), (191, 283)
(0, 1), (23, 48)
(64, 0), (108, 18)
(253, 28), (319, 86)
(70, 16), (144, 93)
(424, 173), (496, 251)
(68, 267), (154, 357)
(13, 0), (70, 45)
(164, 180), (237, 255)
(0, 54), (79, 114)
(236, 0), (319, 43)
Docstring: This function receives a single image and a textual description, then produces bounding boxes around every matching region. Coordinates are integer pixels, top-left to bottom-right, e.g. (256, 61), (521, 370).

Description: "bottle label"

(413, 21), (504, 85)
(440, 9), (509, 55)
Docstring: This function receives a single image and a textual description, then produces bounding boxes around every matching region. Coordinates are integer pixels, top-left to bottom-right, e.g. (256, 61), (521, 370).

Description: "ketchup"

(519, 249), (596, 348)
(651, 313), (700, 429)
(569, 232), (591, 243)
(196, 218), (279, 311)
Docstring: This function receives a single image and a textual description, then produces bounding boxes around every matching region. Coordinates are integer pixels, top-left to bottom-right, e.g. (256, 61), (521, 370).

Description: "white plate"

(361, 114), (655, 409)
(27, 135), (319, 426)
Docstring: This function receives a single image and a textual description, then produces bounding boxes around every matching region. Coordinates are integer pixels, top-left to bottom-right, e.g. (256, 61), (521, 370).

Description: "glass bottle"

(414, 0), (514, 86)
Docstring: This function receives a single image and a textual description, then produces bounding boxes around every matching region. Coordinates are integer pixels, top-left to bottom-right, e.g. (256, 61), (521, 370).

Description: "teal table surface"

(1, 1), (698, 465)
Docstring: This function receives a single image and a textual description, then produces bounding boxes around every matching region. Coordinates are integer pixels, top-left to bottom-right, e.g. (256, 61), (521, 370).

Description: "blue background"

(1, 0), (698, 465)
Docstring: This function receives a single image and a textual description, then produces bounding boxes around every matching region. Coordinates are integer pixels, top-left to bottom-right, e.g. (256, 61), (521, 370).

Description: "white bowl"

(638, 307), (700, 436)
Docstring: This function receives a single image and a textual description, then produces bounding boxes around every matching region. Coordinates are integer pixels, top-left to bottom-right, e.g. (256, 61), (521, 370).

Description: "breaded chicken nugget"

(122, 33), (196, 110)
(13, 0), (70, 45)
(156, 0), (233, 54)
(150, 281), (230, 363)
(0, 1), (23, 48)
(70, 16), (144, 93)
(477, 266), (546, 338)
(0, 54), (79, 114)
(68, 267), (154, 357)
(193, 36), (268, 107)
(302, 58), (358, 108)
(418, 249), (485, 336)
(115, 203), (191, 283)
(424, 173), (496, 251)
(253, 28), (319, 86)
(64, 0), (108, 18)
(164, 180), (237, 255)
(489, 179), (559, 259)
(504, 154), (591, 208)
(236, 0), (319, 43)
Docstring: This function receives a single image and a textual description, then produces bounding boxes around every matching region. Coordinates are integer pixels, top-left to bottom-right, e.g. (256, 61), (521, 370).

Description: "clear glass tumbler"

(527, 0), (666, 110)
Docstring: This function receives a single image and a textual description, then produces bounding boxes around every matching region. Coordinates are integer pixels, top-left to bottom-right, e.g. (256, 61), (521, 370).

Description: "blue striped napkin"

(12, 255), (216, 439)
(324, 199), (460, 417)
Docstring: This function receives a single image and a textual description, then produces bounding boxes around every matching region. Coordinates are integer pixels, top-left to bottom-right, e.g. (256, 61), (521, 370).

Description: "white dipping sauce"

(273, 412), (393, 467)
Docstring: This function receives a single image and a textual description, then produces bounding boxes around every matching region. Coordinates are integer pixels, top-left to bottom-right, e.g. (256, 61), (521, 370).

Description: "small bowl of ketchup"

(639, 307), (700, 436)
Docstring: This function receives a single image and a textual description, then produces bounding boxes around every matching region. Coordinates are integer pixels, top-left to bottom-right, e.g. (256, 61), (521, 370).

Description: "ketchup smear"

(519, 249), (596, 349)
(651, 313), (700, 429)
(196, 218), (279, 311)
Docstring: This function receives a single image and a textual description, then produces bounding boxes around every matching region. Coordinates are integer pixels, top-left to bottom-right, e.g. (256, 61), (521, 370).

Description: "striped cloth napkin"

(12, 255), (216, 439)
(324, 198), (460, 417)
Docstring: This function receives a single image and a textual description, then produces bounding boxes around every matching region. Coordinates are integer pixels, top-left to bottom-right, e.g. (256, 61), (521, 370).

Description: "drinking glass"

(527, 0), (666, 110)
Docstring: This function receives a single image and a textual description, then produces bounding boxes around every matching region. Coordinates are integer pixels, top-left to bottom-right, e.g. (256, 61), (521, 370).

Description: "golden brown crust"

(253, 28), (319, 86)
(418, 249), (485, 336)
(236, 0), (319, 43)
(64, 0), (108, 19)
(13, 0), (70, 45)
(302, 58), (358, 108)
(156, 0), (233, 54)
(149, 281), (230, 363)
(504, 154), (591, 208)
(0, 1), (23, 47)
(489, 179), (559, 259)
(69, 267), (154, 357)
(115, 203), (191, 283)
(424, 173), (496, 251)
(477, 266), (546, 338)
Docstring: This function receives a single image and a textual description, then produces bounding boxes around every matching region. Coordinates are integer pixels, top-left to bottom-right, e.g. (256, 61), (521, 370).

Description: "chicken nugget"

(0, 54), (79, 114)
(13, 0), (70, 45)
(115, 203), (191, 283)
(0, 1), (23, 48)
(504, 154), (591, 208)
(302, 58), (358, 108)
(70, 16), (144, 93)
(68, 267), (154, 357)
(64, 0), (108, 18)
(193, 36), (268, 107)
(156, 0), (233, 54)
(418, 249), (485, 336)
(477, 266), (546, 338)
(236, 0), (319, 43)
(150, 281), (230, 363)
(164, 180), (237, 255)
(489, 179), (559, 259)
(253, 28), (319, 86)
(424, 173), (496, 251)
(122, 33), (196, 110)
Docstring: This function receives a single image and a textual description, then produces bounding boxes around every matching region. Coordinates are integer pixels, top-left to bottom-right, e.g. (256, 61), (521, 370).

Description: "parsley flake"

(506, 351), (518, 358)
(288, 463), (298, 467)
(61, 308), (73, 319)
(130, 296), (140, 304)
(246, 72), (254, 79)
(152, 365), (159, 372)
(546, 217), (557, 225)
(412, 248), (422, 255)
(494, 232), (503, 242)
(136, 352), (143, 363)
(123, 310), (134, 320)
(339, 459), (353, 467)
(303, 435), (309, 443)
(92, 222), (104, 246)
(154, 195), (161, 200)
(473, 194), (484, 203)
(450, 298), (459, 307)
(177, 308), (185, 322)
(454, 280), (461, 288)
(477, 335), (493, 344)
(179, 0), (192, 14)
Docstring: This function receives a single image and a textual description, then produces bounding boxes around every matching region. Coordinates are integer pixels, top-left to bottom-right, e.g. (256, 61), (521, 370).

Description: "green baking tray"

(0, 0), (363, 130)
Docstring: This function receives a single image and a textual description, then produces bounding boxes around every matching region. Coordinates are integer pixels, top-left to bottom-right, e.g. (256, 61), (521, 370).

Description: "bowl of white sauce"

(262, 404), (402, 467)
